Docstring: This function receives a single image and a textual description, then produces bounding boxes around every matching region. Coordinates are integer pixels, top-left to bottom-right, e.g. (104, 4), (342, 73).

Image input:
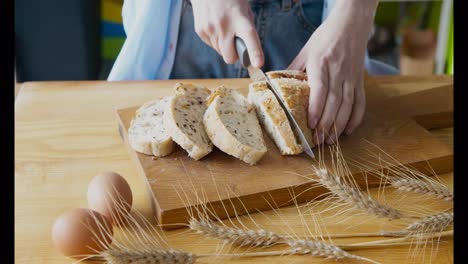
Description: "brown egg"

(87, 171), (133, 223)
(52, 208), (113, 258)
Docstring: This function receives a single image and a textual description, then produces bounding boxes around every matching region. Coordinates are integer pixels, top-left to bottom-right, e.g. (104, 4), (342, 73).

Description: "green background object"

(102, 38), (126, 60)
(446, 10), (453, 74)
(374, 3), (400, 27)
(427, 2), (442, 33)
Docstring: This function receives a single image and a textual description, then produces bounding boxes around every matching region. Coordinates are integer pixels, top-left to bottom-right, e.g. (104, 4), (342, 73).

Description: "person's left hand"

(288, 0), (378, 145)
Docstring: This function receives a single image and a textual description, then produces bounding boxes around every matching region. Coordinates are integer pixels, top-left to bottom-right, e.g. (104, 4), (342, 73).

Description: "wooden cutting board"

(116, 83), (453, 230)
(378, 84), (453, 130)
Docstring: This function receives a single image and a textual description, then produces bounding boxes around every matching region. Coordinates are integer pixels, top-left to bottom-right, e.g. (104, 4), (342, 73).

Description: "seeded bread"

(203, 86), (267, 165)
(128, 97), (174, 157)
(164, 83), (213, 160)
(248, 81), (303, 155)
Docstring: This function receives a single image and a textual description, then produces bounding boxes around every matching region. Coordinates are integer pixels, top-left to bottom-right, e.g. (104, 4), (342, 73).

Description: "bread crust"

(248, 81), (303, 155)
(164, 83), (213, 160)
(204, 86), (267, 165)
(270, 77), (314, 147)
(266, 70), (308, 81)
(128, 97), (174, 157)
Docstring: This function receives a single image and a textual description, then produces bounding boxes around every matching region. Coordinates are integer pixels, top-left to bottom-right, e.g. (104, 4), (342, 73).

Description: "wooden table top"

(15, 75), (453, 263)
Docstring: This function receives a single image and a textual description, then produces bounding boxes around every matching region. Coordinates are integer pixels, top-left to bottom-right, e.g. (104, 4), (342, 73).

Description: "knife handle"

(235, 37), (250, 68)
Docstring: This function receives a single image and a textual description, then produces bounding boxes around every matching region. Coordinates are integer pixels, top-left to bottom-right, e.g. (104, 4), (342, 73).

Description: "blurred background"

(14, 0), (453, 82)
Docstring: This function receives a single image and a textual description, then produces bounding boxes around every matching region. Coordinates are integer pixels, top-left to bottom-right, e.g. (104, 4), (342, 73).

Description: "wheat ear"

(381, 212), (453, 238)
(181, 182), (379, 262)
(189, 217), (285, 247)
(293, 212), (454, 239)
(352, 140), (454, 203)
(189, 216), (383, 263)
(286, 239), (377, 262)
(405, 212), (453, 233)
(315, 168), (402, 220)
(102, 248), (195, 264)
(391, 179), (453, 201)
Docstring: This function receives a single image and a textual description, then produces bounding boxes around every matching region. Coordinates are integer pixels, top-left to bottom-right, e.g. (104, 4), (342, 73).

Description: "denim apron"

(169, 0), (324, 79)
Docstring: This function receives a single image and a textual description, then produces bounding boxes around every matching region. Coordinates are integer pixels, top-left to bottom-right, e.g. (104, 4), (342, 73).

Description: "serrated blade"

(247, 65), (316, 159)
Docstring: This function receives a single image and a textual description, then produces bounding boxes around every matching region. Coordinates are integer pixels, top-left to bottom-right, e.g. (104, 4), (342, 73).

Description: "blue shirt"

(108, 0), (183, 81)
(108, 0), (396, 81)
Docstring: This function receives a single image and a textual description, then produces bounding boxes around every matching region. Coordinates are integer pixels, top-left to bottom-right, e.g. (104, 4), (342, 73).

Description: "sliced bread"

(266, 70), (308, 81)
(128, 97), (174, 157)
(269, 77), (314, 148)
(203, 86), (267, 165)
(164, 83), (213, 160)
(248, 81), (303, 155)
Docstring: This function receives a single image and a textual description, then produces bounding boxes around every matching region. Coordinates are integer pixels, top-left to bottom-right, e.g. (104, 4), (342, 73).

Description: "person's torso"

(169, 0), (324, 79)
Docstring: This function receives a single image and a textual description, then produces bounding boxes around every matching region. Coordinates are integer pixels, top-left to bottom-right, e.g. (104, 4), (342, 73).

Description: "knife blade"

(235, 37), (316, 159)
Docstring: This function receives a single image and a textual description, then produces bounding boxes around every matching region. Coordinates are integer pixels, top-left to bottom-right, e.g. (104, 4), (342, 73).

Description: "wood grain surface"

(116, 83), (452, 228)
(15, 76), (453, 263)
(378, 84), (453, 130)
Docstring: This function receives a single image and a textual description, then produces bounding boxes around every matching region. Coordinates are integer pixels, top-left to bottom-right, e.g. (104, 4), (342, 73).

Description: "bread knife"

(235, 37), (316, 159)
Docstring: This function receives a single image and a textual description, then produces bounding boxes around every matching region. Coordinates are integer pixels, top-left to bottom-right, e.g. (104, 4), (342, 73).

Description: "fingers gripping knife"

(235, 37), (316, 159)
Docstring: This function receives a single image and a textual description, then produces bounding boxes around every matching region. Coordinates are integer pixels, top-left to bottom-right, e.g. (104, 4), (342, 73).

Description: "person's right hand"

(191, 0), (264, 68)
(288, 0), (377, 145)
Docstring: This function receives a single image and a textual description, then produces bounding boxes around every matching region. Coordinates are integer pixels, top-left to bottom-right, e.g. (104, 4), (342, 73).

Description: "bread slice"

(164, 83), (213, 160)
(248, 81), (303, 155)
(203, 86), (267, 165)
(266, 70), (308, 81)
(269, 77), (314, 148)
(128, 97), (174, 157)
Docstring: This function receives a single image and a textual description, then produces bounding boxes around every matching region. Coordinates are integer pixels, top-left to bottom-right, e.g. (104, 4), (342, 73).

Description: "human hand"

(288, 0), (378, 145)
(191, 0), (264, 67)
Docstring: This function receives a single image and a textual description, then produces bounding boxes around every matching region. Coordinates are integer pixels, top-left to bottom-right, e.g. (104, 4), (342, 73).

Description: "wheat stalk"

(85, 186), (378, 263)
(303, 141), (404, 220)
(351, 140), (454, 204)
(315, 168), (402, 220)
(405, 212), (453, 232)
(347, 230), (453, 247)
(391, 179), (453, 201)
(380, 212), (453, 238)
(188, 216), (389, 263)
(285, 212), (454, 239)
(286, 238), (368, 261)
(189, 217), (285, 247)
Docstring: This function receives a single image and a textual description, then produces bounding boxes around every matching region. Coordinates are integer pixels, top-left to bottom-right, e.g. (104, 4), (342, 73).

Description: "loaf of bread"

(265, 70), (315, 148)
(266, 70), (308, 81)
(164, 83), (213, 160)
(128, 97), (174, 157)
(130, 72), (313, 162)
(248, 81), (303, 155)
(203, 86), (267, 165)
(269, 77), (314, 147)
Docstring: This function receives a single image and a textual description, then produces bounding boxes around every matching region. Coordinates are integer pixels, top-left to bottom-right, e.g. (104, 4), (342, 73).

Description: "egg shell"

(52, 208), (113, 258)
(87, 171), (133, 223)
